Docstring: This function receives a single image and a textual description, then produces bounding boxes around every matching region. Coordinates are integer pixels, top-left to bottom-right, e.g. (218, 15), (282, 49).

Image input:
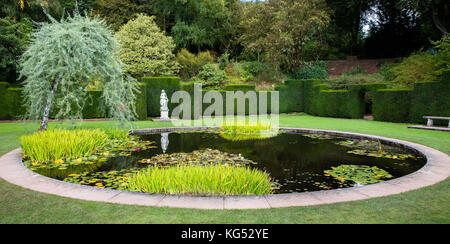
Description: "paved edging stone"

(0, 127), (449, 209)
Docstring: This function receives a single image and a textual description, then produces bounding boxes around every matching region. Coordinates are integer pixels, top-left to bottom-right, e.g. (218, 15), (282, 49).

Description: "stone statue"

(160, 89), (169, 120)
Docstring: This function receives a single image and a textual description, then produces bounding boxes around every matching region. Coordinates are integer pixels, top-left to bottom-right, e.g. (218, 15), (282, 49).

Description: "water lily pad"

(138, 149), (257, 166)
(324, 164), (393, 185)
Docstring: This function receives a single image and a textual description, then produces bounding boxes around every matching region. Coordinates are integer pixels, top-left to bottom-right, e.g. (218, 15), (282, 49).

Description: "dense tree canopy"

(0, 17), (32, 83)
(0, 0), (448, 84)
(239, 0), (331, 72)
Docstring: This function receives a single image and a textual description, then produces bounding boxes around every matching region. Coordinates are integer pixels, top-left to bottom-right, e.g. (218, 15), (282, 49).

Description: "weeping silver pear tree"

(19, 9), (138, 131)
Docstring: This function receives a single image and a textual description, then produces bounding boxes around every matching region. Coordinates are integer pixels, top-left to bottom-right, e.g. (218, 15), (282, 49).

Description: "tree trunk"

(38, 81), (59, 131)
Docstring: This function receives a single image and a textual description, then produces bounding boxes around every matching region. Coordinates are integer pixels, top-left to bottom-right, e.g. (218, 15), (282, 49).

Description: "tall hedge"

(313, 90), (350, 117)
(275, 85), (290, 113)
(0, 82), (9, 119)
(134, 82), (148, 120)
(283, 79), (304, 112)
(372, 89), (412, 123)
(142, 77), (181, 117)
(409, 76), (450, 124)
(0, 82), (148, 120)
(347, 83), (387, 119)
(302, 79), (321, 114)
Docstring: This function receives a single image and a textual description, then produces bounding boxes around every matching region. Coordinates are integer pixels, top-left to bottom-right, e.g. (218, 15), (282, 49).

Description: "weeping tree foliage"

(19, 8), (138, 131)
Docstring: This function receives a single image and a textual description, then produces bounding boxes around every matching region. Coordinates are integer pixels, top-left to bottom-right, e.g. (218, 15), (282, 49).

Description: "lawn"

(0, 114), (449, 224)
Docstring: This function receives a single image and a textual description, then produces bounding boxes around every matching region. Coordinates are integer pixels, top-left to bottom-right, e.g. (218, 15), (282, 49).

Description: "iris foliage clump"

(219, 121), (278, 141)
(21, 129), (154, 178)
(21, 129), (109, 162)
(127, 164), (273, 196)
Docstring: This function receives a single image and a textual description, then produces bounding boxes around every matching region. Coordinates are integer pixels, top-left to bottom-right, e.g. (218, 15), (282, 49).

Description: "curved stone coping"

(0, 127), (449, 210)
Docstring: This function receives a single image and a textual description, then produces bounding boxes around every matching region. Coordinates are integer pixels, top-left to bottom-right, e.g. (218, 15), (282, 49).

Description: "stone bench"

(424, 116), (450, 128)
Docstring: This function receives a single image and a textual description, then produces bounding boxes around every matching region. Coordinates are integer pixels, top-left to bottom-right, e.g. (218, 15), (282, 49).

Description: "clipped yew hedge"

(0, 82), (147, 120)
(1, 72), (449, 123)
(142, 77), (181, 117)
(372, 89), (412, 123)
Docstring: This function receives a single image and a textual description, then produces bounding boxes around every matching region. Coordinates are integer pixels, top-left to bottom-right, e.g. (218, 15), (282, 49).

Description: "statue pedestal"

(152, 111), (174, 122)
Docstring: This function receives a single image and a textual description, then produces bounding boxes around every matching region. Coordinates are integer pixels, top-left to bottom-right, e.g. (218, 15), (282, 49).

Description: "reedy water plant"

(21, 129), (109, 162)
(127, 164), (274, 196)
(219, 121), (278, 141)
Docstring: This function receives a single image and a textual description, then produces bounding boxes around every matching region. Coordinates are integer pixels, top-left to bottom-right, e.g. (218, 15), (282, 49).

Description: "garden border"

(0, 127), (449, 209)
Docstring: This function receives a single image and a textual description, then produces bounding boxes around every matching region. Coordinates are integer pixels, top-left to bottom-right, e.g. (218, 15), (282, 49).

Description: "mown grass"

(0, 114), (449, 223)
(128, 164), (273, 195)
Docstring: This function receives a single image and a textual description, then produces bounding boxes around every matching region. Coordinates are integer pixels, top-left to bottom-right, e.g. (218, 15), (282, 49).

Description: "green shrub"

(386, 52), (440, 88)
(275, 85), (290, 113)
(127, 164), (273, 195)
(197, 63), (229, 89)
(116, 14), (179, 78)
(290, 61), (328, 80)
(176, 48), (215, 79)
(343, 65), (367, 76)
(431, 34), (450, 76)
(81, 90), (103, 119)
(382, 35), (450, 88)
(240, 61), (264, 82)
(325, 73), (387, 90)
(218, 52), (230, 70)
(224, 84), (256, 92)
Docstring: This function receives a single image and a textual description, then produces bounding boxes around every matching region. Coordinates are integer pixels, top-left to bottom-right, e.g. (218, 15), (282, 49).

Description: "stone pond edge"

(0, 127), (449, 210)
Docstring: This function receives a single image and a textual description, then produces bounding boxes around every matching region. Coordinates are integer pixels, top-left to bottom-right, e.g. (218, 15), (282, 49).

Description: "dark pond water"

(96, 131), (426, 194)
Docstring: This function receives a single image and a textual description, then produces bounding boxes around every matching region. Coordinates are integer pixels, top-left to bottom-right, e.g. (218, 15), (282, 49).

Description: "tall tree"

(239, 0), (330, 72)
(19, 9), (137, 131)
(0, 17), (32, 83)
(116, 14), (179, 78)
(403, 0), (449, 35)
(1, 0), (95, 21)
(151, 0), (240, 53)
(326, 0), (374, 56)
(363, 0), (445, 58)
(90, 0), (151, 31)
